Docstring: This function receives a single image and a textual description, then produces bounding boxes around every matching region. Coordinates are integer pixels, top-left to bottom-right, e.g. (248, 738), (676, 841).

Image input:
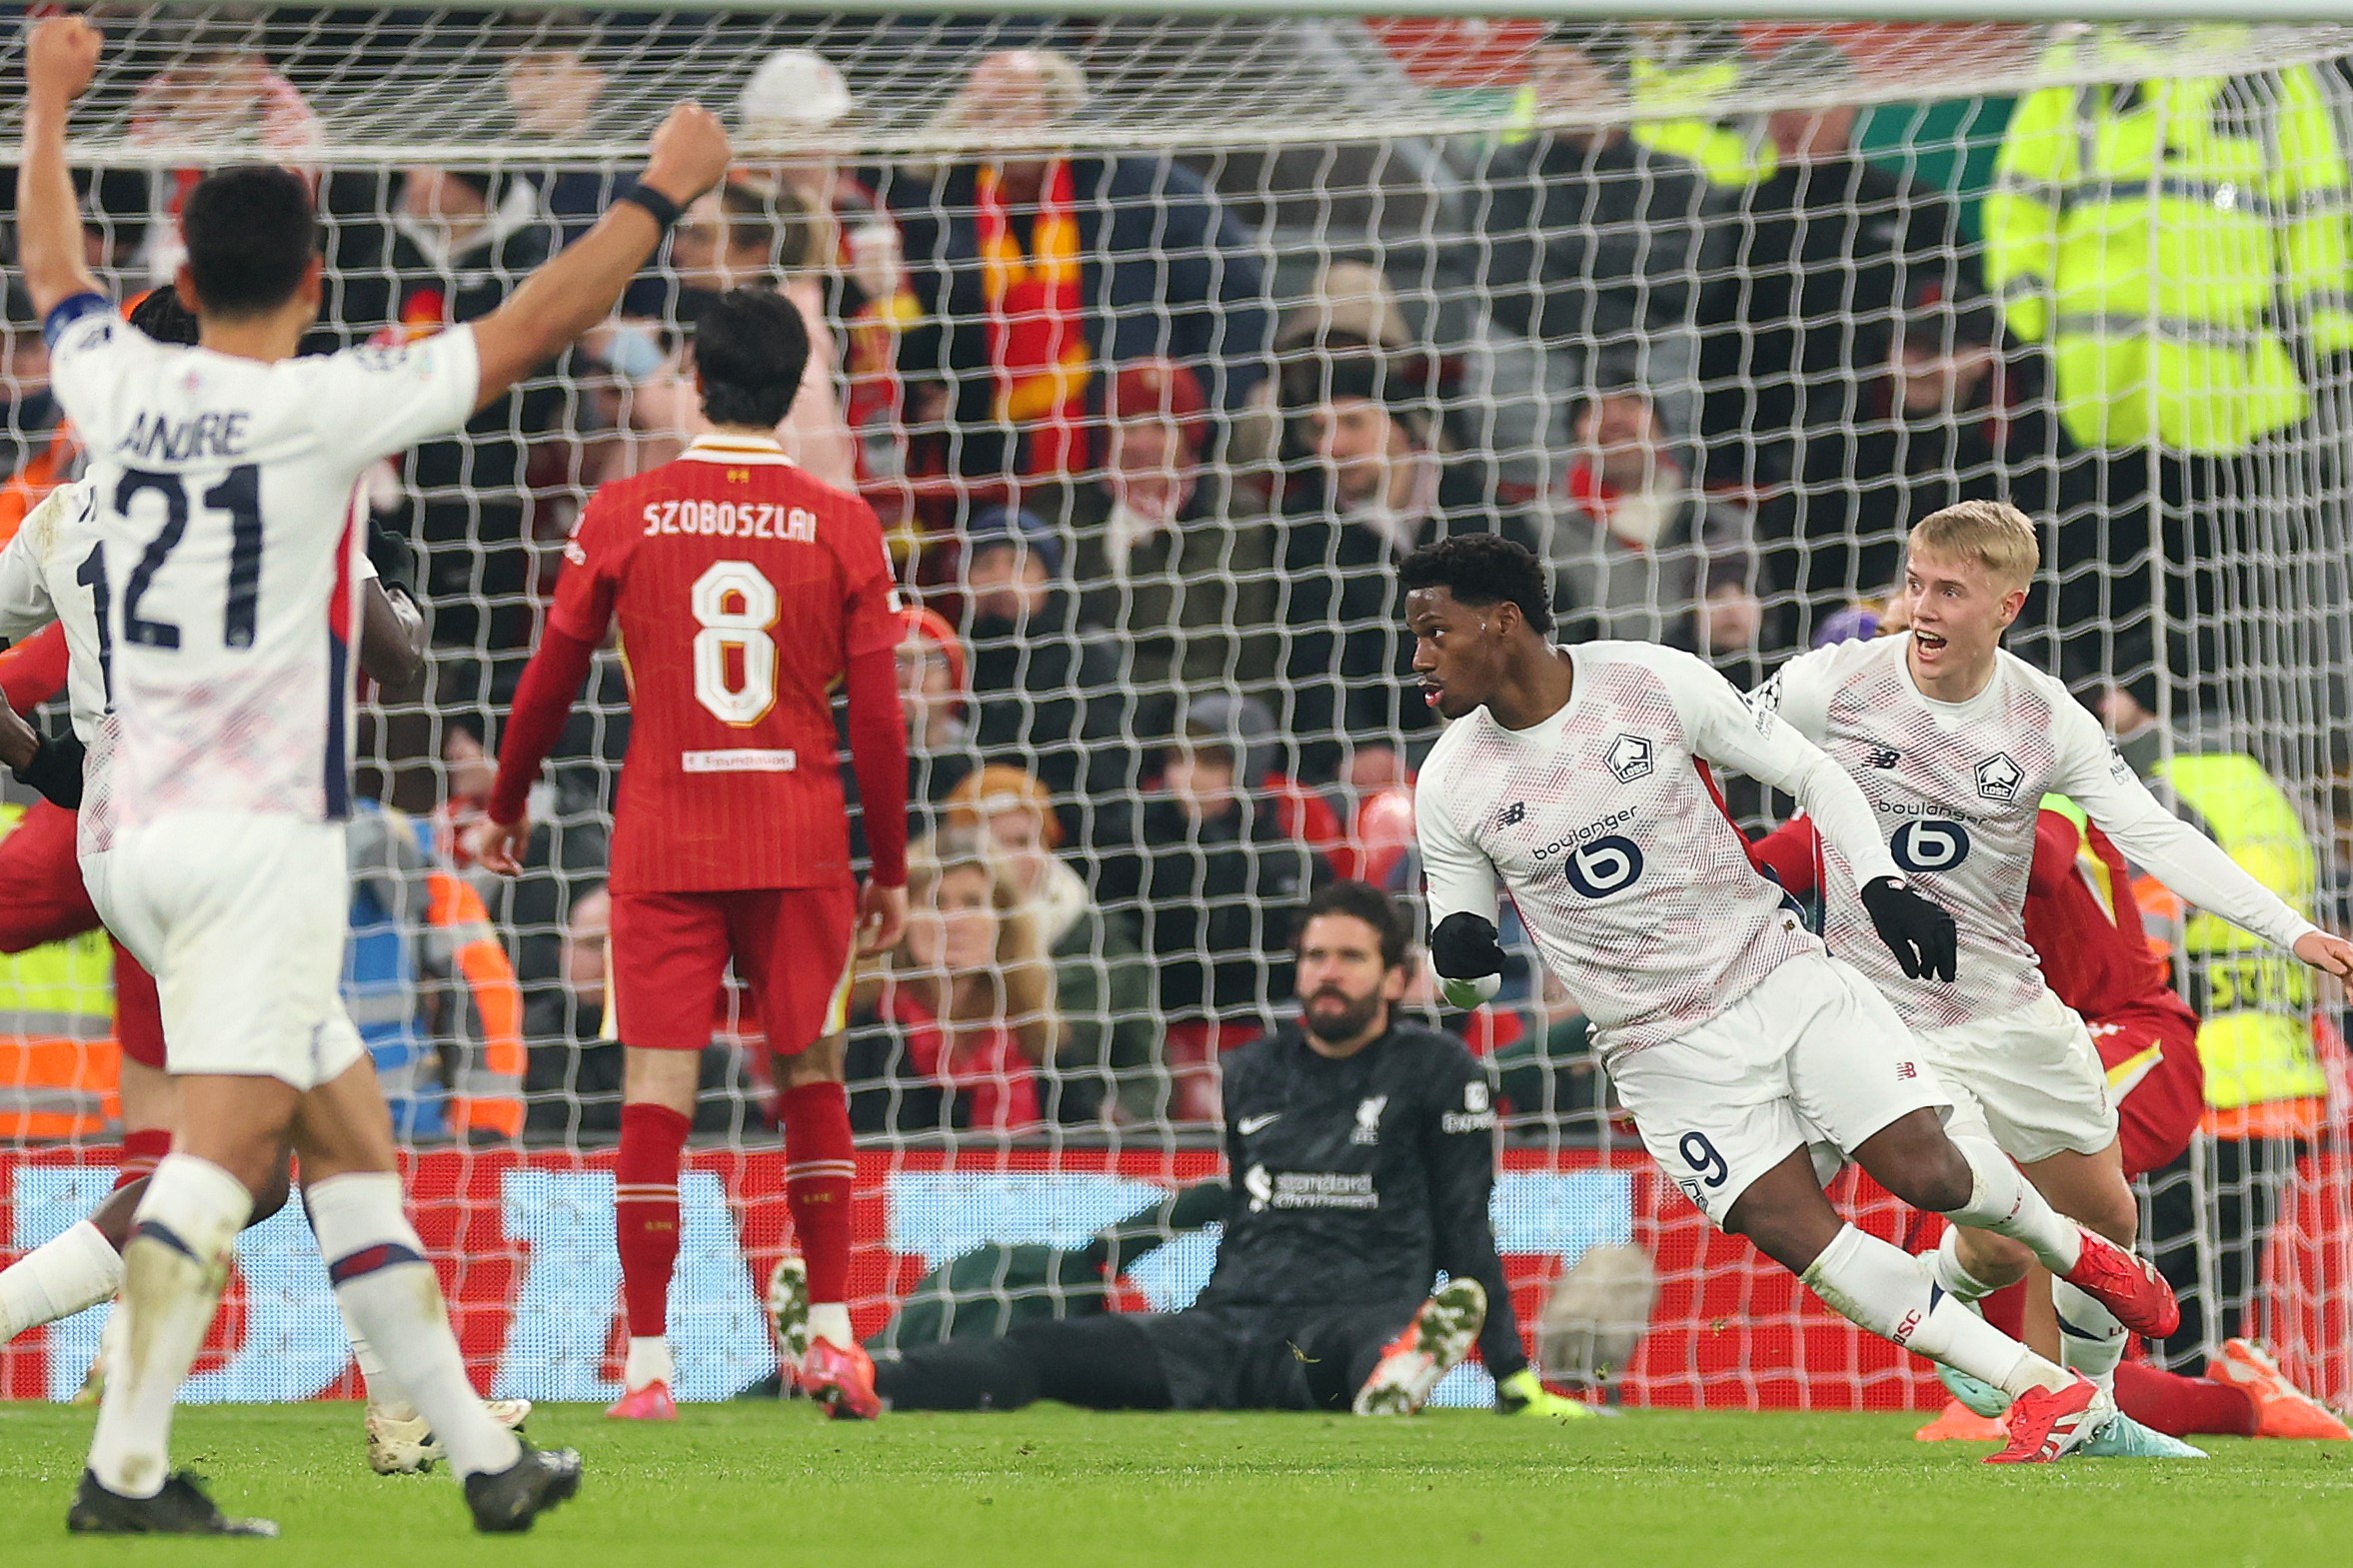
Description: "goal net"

(4, 5), (2351, 1416)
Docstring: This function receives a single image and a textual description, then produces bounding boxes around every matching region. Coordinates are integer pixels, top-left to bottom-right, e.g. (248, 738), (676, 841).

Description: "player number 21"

(691, 560), (780, 726)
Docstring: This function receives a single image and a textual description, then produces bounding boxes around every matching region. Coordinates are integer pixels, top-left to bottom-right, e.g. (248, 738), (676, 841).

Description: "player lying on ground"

(17, 14), (728, 1536)
(0, 285), (527, 1477)
(862, 881), (1589, 1419)
(1750, 501), (2353, 1448)
(1404, 534), (2176, 1464)
(470, 287), (910, 1422)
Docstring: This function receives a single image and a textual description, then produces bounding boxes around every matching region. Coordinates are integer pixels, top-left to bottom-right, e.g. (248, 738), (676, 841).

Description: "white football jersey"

(1760, 634), (2316, 1029)
(1417, 641), (1901, 1059)
(43, 299), (476, 828)
(0, 476), (380, 858)
(0, 479), (119, 852)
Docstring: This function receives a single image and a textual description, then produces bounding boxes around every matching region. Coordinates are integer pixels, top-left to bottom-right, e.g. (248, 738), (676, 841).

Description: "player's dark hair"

(694, 288), (810, 430)
(1297, 880), (1411, 971)
(127, 288), (203, 349)
(1399, 533), (1552, 635)
(181, 165), (319, 320)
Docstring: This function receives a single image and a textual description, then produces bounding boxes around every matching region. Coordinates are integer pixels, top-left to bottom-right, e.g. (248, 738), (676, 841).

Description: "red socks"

(616, 1102), (693, 1339)
(778, 1082), (856, 1311)
(2113, 1358), (2259, 1438)
(1979, 1280), (2026, 1342)
(116, 1127), (172, 1190)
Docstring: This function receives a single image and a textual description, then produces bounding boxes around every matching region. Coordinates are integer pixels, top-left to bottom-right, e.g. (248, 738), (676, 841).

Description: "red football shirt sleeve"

(837, 501), (902, 660)
(845, 645), (910, 886)
(1750, 814), (1822, 897)
(547, 487), (628, 645)
(0, 623), (70, 714)
(487, 624), (597, 826)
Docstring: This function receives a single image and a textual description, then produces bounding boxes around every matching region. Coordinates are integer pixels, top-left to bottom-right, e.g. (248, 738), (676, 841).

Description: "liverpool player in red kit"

(474, 289), (910, 1422)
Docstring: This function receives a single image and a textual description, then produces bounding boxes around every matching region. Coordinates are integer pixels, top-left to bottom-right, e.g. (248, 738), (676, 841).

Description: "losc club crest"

(1606, 733), (1654, 784)
(1974, 752), (2023, 802)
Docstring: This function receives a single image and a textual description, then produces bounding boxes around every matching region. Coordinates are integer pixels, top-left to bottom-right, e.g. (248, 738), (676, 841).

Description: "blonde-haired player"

(1754, 500), (2353, 1453)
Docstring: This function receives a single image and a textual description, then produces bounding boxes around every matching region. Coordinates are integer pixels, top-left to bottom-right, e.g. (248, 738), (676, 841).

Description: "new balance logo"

(1865, 747), (1901, 770)
(1896, 1061), (1918, 1080)
(1497, 801), (1526, 827)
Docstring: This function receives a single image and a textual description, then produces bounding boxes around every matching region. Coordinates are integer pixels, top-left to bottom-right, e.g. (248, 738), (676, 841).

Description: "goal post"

(2, 5), (2349, 1414)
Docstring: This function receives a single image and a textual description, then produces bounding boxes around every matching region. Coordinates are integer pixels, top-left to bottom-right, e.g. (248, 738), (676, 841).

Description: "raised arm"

(466, 104), (733, 413)
(17, 17), (107, 317)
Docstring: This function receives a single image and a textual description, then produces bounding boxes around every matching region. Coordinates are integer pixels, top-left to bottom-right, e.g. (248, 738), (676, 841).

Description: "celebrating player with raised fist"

(16, 11), (729, 1536)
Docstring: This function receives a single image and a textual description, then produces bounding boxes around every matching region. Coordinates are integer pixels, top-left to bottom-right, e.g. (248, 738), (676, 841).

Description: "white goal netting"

(3, 7), (2350, 1415)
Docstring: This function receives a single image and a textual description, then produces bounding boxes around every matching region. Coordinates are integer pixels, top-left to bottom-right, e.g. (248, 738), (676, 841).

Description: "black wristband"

(619, 180), (686, 233)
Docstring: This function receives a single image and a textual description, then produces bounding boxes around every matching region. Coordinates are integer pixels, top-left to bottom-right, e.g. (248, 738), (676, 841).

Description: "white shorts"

(1909, 988), (2118, 1165)
(85, 811), (365, 1090)
(1608, 951), (1952, 1227)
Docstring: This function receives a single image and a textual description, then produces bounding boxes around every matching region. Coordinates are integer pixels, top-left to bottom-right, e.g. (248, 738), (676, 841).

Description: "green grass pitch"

(3, 1402), (2348, 1567)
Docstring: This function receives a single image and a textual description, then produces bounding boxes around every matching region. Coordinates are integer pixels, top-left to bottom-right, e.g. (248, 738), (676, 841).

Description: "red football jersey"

(550, 434), (900, 893)
(2024, 810), (2200, 1041)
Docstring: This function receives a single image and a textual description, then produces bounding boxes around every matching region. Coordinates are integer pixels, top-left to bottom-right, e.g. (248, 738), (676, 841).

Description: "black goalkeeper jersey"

(1198, 1019), (1527, 1379)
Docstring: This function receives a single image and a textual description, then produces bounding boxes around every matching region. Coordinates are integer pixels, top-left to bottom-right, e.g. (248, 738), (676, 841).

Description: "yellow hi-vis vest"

(2153, 754), (2326, 1123)
(1626, 56), (1776, 190)
(0, 803), (119, 1140)
(1986, 29), (2353, 455)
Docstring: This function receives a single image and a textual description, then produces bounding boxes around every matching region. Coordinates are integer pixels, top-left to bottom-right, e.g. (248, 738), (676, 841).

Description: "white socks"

(1928, 1226), (2001, 1305)
(625, 1335), (676, 1392)
(87, 1155), (253, 1498)
(0, 1219), (123, 1338)
(808, 1304), (854, 1351)
(1938, 1137), (2083, 1275)
(307, 1173), (520, 1479)
(341, 1305), (416, 1421)
(1801, 1223), (2070, 1402)
(2053, 1279), (2129, 1390)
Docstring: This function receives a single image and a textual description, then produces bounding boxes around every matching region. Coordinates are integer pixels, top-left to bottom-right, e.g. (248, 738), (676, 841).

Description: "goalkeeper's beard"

(1302, 988), (1382, 1045)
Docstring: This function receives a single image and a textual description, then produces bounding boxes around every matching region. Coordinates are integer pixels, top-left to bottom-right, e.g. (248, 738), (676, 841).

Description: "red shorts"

(0, 800), (165, 1069)
(609, 885), (858, 1055)
(2091, 1007), (2206, 1179)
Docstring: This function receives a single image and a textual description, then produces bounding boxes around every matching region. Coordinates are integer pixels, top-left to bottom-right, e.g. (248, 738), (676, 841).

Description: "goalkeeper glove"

(1430, 911), (1506, 1009)
(1860, 875), (1957, 983)
(1494, 1369), (1598, 1420)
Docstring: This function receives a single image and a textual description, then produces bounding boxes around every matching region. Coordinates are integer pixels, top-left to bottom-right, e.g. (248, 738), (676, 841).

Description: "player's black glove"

(1430, 912), (1507, 981)
(17, 729), (87, 810)
(366, 523), (422, 603)
(1860, 875), (1957, 983)
(1430, 912), (1508, 1008)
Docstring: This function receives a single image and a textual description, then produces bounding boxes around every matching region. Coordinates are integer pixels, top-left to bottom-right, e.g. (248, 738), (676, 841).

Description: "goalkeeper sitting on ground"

(773, 881), (1586, 1418)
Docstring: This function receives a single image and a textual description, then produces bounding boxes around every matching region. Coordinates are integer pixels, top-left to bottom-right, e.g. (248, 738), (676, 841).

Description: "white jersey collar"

(682, 434), (797, 468)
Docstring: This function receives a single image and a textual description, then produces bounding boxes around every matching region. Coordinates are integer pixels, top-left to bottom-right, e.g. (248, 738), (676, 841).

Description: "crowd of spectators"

(4, 13), (2345, 1144)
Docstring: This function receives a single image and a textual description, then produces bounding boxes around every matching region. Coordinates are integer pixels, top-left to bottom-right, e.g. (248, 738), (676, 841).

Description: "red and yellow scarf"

(975, 161), (1092, 476)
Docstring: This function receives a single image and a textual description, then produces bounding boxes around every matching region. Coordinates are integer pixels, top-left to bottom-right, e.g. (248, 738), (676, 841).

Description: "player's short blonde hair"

(1907, 500), (2039, 593)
